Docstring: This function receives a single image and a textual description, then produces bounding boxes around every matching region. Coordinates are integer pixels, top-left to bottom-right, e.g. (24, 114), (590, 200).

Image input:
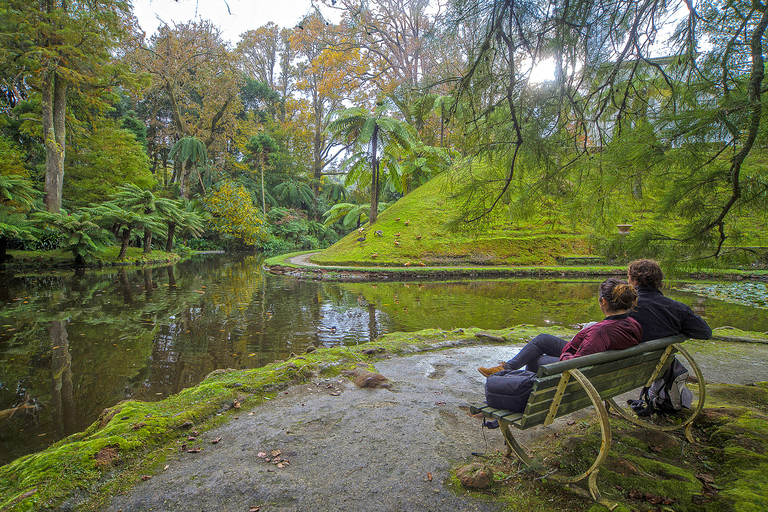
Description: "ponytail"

(599, 278), (638, 311)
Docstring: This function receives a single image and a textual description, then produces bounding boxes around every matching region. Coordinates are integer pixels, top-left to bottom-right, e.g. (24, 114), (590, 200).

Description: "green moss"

(3, 328), (768, 511)
(311, 171), (592, 267)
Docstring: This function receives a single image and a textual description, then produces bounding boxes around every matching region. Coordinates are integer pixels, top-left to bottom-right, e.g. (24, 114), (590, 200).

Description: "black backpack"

(485, 369), (537, 412)
(628, 358), (693, 416)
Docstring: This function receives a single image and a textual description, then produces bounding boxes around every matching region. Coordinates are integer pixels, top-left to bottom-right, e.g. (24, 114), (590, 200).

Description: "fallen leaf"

(187, 447), (201, 453)
(249, 507), (261, 512)
(270, 449), (281, 457)
(141, 475), (152, 481)
(187, 436), (197, 441)
(164, 465), (169, 471)
(427, 472), (432, 481)
(211, 438), (222, 444)
(257, 452), (267, 458)
(233, 399), (241, 409)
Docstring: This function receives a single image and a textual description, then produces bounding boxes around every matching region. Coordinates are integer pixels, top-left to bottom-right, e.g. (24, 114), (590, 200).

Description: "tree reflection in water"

(0, 253), (766, 465)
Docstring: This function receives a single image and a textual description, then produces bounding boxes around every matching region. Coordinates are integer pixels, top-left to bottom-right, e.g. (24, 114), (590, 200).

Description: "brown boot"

(478, 365), (505, 377)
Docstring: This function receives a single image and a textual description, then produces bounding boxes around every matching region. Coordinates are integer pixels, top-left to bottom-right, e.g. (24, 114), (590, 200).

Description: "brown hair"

(627, 259), (663, 288)
(599, 277), (638, 311)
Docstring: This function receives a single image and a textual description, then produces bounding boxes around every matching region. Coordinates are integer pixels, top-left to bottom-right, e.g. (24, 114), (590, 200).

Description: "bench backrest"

(516, 334), (686, 429)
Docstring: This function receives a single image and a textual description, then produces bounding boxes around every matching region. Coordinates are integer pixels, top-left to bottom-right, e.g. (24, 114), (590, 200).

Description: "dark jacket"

(560, 314), (642, 361)
(628, 286), (712, 342)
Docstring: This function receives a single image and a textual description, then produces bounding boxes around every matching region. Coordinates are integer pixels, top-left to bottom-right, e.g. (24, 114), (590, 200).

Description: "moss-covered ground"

(5, 246), (184, 269)
(452, 381), (768, 512)
(312, 171), (592, 267)
(1, 325), (766, 511)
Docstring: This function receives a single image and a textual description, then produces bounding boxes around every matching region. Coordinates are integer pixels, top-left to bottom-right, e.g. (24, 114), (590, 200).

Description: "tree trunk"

(369, 125), (380, 225)
(180, 161), (193, 200)
(143, 228), (152, 254)
(118, 227), (131, 259)
(42, 69), (67, 213)
(261, 153), (267, 213)
(166, 222), (177, 252)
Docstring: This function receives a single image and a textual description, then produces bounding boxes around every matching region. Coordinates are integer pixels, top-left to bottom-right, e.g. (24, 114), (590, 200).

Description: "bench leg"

(493, 369), (615, 507)
(498, 419), (532, 463)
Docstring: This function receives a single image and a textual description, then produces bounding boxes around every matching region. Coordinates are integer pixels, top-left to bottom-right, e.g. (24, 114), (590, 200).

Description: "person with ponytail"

(478, 278), (643, 377)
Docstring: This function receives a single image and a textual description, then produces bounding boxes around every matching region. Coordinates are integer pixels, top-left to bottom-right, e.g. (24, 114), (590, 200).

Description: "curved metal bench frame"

(471, 336), (705, 509)
(606, 343), (706, 443)
(495, 369), (614, 506)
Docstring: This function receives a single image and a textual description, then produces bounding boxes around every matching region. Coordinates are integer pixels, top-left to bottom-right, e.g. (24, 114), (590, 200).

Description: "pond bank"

(265, 251), (768, 282)
(1, 327), (767, 511)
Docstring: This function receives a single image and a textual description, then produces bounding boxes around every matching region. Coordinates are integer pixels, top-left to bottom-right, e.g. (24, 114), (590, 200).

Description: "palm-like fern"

(326, 104), (414, 224)
(169, 136), (207, 200)
(33, 209), (111, 266)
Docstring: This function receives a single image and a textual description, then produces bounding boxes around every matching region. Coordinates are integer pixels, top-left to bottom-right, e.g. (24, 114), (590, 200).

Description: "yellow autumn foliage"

(204, 181), (266, 246)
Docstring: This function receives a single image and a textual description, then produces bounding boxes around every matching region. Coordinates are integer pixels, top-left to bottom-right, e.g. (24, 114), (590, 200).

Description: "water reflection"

(1, 253), (767, 466)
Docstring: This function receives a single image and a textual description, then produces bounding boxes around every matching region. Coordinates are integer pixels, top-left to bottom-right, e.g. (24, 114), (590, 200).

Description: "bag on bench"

(485, 369), (537, 412)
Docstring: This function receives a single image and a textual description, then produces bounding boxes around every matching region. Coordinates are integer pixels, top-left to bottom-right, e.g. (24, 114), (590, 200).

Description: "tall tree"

(238, 23), (281, 90)
(327, 104), (413, 224)
(0, 0), (136, 212)
(127, 20), (242, 195)
(446, 0), (768, 262)
(246, 133), (280, 213)
(324, 0), (443, 95)
(290, 12), (367, 217)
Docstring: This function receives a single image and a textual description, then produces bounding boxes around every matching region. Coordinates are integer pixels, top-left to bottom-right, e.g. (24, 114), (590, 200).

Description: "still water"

(1, 253), (766, 466)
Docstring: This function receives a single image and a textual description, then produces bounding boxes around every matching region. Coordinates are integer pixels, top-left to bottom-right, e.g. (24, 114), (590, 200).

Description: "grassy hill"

(312, 171), (592, 267)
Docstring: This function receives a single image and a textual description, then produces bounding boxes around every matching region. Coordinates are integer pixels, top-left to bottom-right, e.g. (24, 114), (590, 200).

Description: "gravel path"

(106, 342), (767, 512)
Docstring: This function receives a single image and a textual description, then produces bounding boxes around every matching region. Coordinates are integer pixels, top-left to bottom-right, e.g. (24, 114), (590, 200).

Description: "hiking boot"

(478, 365), (505, 377)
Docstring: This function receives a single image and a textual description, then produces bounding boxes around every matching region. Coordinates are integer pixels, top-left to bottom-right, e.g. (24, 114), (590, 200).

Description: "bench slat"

(521, 361), (667, 420)
(469, 404), (525, 425)
(536, 334), (686, 377)
(527, 349), (675, 397)
(525, 358), (674, 410)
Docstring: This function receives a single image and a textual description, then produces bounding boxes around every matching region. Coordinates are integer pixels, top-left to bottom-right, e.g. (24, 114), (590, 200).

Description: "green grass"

(7, 247), (183, 267)
(313, 171), (592, 267)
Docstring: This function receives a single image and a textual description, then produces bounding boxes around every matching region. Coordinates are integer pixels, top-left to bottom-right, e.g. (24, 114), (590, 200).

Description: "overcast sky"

(132, 0), (339, 43)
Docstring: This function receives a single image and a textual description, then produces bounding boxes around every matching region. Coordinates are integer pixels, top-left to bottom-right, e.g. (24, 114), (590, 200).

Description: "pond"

(1, 253), (766, 466)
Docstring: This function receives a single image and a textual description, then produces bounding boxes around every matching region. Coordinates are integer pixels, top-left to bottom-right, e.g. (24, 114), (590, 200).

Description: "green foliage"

(327, 103), (415, 223)
(33, 209), (112, 265)
(0, 135), (28, 177)
(272, 179), (314, 209)
(0, 174), (40, 211)
(204, 181), (266, 247)
(65, 119), (154, 206)
(169, 136), (208, 167)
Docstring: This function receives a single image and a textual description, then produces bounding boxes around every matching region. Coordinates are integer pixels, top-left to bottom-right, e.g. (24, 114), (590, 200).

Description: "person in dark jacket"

(478, 278), (642, 376)
(626, 259), (712, 342)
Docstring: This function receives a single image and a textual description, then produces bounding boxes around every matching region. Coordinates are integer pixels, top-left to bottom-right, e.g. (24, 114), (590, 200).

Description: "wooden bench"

(469, 334), (705, 508)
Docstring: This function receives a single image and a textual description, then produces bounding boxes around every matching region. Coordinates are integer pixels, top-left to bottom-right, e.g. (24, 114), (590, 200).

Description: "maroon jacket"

(560, 313), (642, 361)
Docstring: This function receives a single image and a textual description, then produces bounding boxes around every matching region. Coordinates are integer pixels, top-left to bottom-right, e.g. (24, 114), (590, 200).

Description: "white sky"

(132, 0), (337, 43)
(132, 0), (557, 80)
